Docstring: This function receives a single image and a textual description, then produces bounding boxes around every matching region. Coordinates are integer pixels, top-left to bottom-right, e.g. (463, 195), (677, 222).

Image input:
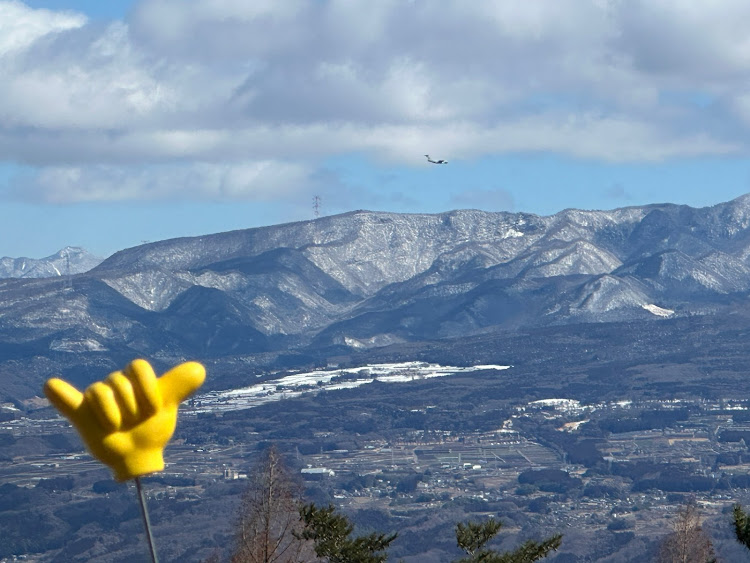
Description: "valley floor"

(3, 363), (750, 561)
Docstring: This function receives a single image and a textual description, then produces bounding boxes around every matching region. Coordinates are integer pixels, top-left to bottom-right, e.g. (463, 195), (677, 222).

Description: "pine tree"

(297, 503), (397, 563)
(453, 518), (562, 563)
(231, 445), (313, 563)
(658, 498), (716, 563)
(734, 503), (750, 551)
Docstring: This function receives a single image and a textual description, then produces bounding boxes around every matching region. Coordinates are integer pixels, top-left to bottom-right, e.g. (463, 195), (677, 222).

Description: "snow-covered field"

(193, 362), (510, 413)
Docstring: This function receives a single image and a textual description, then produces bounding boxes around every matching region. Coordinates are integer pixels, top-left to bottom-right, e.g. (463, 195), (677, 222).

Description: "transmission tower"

(313, 195), (321, 218)
(64, 248), (73, 290)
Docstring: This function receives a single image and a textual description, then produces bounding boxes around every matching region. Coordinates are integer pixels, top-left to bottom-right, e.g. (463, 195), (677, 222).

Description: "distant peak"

(54, 246), (87, 256)
(728, 192), (750, 206)
(0, 247), (104, 278)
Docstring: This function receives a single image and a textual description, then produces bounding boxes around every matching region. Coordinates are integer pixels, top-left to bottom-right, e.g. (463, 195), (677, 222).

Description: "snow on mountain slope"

(6, 196), (750, 367)
(0, 247), (103, 278)
(7, 196), (750, 400)
(568, 275), (652, 316)
(101, 270), (194, 312)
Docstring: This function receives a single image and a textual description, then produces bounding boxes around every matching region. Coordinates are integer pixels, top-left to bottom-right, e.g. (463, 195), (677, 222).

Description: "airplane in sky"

(424, 154), (448, 164)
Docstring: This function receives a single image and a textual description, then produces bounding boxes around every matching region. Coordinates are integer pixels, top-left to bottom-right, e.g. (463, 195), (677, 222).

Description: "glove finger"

(158, 361), (205, 407)
(44, 378), (84, 421)
(84, 382), (122, 432)
(124, 359), (161, 416)
(106, 371), (139, 423)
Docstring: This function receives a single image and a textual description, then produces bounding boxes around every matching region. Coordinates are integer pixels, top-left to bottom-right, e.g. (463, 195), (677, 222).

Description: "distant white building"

(301, 467), (335, 478)
(224, 468), (248, 480)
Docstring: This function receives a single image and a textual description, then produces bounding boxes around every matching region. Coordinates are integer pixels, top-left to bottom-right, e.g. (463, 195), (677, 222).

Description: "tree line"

(218, 445), (750, 562)
(224, 445), (561, 563)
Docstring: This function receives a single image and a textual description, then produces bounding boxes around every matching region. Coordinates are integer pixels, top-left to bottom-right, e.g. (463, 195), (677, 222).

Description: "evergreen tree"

(232, 445), (313, 563)
(453, 518), (561, 563)
(734, 503), (750, 551)
(297, 503), (397, 563)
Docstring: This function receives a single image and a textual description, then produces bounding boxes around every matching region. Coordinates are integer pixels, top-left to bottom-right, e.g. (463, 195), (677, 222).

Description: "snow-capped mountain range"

(0, 247), (102, 279)
(90, 194), (750, 332)
(5, 195), (750, 399)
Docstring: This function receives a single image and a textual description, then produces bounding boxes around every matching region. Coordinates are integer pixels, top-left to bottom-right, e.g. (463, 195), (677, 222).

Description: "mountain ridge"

(4, 195), (750, 399)
(0, 247), (103, 279)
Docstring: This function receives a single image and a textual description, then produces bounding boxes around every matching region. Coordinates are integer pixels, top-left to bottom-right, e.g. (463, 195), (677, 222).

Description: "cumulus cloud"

(0, 0), (84, 56)
(3, 0), (750, 202)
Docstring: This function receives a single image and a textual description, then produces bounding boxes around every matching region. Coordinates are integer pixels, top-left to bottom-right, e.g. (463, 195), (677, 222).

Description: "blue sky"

(3, 1), (750, 258)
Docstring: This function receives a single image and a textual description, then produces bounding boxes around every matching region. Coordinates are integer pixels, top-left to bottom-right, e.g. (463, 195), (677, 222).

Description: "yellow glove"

(43, 359), (205, 482)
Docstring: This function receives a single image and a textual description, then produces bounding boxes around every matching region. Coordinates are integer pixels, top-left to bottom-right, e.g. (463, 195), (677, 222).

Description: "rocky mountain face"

(0, 247), (103, 279)
(5, 195), (750, 399)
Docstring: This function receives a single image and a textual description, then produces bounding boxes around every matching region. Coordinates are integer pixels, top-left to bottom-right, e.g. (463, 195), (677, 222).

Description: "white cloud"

(0, 0), (84, 56)
(3, 0), (750, 202)
(11, 161), (312, 203)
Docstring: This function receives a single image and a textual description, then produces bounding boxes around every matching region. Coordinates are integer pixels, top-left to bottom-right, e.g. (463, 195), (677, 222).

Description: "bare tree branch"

(231, 445), (315, 563)
(658, 498), (716, 563)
